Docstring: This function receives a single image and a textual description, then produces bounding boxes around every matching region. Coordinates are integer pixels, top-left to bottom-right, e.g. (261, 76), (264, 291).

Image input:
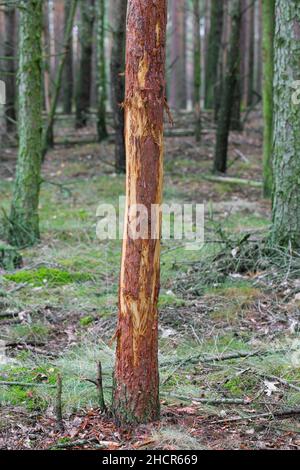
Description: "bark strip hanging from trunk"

(112, 0), (167, 425)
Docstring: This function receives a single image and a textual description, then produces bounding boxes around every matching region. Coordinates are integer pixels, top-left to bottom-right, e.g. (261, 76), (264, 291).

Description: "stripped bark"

(112, 0), (167, 425)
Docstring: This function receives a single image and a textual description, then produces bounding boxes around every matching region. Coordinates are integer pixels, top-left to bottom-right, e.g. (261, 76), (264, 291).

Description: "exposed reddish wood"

(112, 0), (167, 425)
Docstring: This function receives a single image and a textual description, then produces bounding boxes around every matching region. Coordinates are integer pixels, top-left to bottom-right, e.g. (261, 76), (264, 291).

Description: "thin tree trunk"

(110, 0), (127, 173)
(3, 4), (16, 134)
(169, 0), (187, 109)
(205, 0), (224, 110)
(271, 0), (300, 248)
(9, 0), (43, 248)
(213, 0), (242, 174)
(112, 0), (167, 425)
(96, 0), (108, 142)
(63, 0), (74, 114)
(43, 1), (51, 113)
(193, 0), (201, 142)
(262, 0), (275, 198)
(75, 0), (95, 128)
(42, 0), (78, 159)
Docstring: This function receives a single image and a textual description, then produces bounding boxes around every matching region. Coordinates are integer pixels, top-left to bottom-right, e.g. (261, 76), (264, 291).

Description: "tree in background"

(205, 0), (223, 110)
(213, 0), (242, 174)
(112, 0), (167, 424)
(96, 0), (108, 142)
(75, 0), (95, 128)
(271, 0), (300, 248)
(110, 0), (127, 172)
(262, 0), (275, 198)
(3, 3), (16, 134)
(63, 0), (74, 114)
(193, 0), (201, 142)
(42, 0), (78, 158)
(8, 0), (43, 247)
(170, 0), (187, 109)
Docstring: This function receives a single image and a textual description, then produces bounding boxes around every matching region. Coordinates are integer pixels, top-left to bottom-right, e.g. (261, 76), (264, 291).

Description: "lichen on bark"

(271, 0), (300, 248)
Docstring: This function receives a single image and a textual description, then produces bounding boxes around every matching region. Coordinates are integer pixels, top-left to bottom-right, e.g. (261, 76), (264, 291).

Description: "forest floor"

(1, 111), (300, 450)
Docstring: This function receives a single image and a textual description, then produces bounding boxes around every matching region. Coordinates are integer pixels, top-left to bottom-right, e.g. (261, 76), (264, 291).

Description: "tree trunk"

(112, 0), (167, 425)
(110, 0), (127, 173)
(205, 0), (224, 110)
(262, 0), (275, 198)
(75, 0), (95, 128)
(193, 0), (201, 142)
(3, 4), (16, 134)
(96, 0), (108, 142)
(63, 0), (74, 114)
(271, 0), (300, 248)
(9, 0), (43, 248)
(169, 0), (187, 109)
(213, 0), (242, 174)
(43, 0), (52, 113)
(42, 0), (78, 159)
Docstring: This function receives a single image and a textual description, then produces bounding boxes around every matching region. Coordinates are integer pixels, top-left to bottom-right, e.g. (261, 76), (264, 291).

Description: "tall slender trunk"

(3, 4), (16, 134)
(169, 0), (187, 109)
(9, 0), (43, 248)
(43, 0), (52, 113)
(193, 0), (201, 142)
(75, 0), (95, 128)
(42, 0), (78, 159)
(112, 0), (167, 425)
(241, 0), (255, 107)
(213, 0), (242, 174)
(96, 0), (108, 142)
(63, 0), (74, 114)
(271, 0), (300, 248)
(110, 0), (127, 172)
(205, 0), (224, 110)
(262, 0), (275, 198)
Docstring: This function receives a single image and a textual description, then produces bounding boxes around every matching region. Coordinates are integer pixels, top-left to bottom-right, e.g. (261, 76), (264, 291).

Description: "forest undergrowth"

(1, 113), (300, 450)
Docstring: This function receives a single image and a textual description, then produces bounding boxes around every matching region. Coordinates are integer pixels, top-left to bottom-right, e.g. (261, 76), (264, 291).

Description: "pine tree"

(96, 0), (108, 142)
(3, 3), (16, 134)
(262, 0), (275, 198)
(9, 0), (43, 247)
(271, 0), (300, 248)
(193, 0), (201, 142)
(110, 0), (127, 172)
(63, 0), (74, 114)
(112, 0), (167, 425)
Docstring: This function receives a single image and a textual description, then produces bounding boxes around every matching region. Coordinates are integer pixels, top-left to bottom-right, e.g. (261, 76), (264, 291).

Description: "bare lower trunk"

(4, 5), (16, 134)
(112, 0), (167, 425)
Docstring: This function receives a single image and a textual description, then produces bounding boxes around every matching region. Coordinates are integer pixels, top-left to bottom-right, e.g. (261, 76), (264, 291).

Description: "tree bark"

(213, 0), (242, 174)
(262, 0), (275, 198)
(96, 0), (108, 142)
(169, 0), (187, 109)
(110, 0), (127, 173)
(9, 0), (43, 247)
(193, 0), (201, 142)
(63, 0), (74, 114)
(205, 0), (224, 110)
(75, 0), (95, 128)
(271, 0), (300, 248)
(3, 4), (16, 134)
(112, 0), (167, 425)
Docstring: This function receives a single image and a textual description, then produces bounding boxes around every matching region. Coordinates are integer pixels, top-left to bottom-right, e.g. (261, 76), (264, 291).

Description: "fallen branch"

(0, 381), (56, 388)
(55, 374), (64, 431)
(162, 394), (251, 405)
(211, 408), (300, 425)
(202, 175), (263, 188)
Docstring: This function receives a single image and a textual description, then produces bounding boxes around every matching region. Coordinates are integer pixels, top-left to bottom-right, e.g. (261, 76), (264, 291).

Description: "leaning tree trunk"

(110, 0), (127, 173)
(42, 0), (78, 159)
(75, 0), (95, 128)
(63, 0), (74, 114)
(3, 4), (16, 134)
(262, 0), (275, 198)
(271, 0), (300, 248)
(205, 0), (224, 110)
(96, 0), (108, 142)
(112, 0), (167, 425)
(213, 0), (242, 174)
(193, 0), (201, 142)
(9, 0), (43, 248)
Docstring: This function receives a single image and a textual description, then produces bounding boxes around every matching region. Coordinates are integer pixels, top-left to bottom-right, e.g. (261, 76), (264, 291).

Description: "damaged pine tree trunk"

(112, 0), (168, 425)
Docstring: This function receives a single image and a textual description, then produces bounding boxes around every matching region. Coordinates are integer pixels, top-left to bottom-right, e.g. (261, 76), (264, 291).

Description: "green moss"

(158, 293), (186, 308)
(79, 315), (94, 327)
(4, 267), (92, 287)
